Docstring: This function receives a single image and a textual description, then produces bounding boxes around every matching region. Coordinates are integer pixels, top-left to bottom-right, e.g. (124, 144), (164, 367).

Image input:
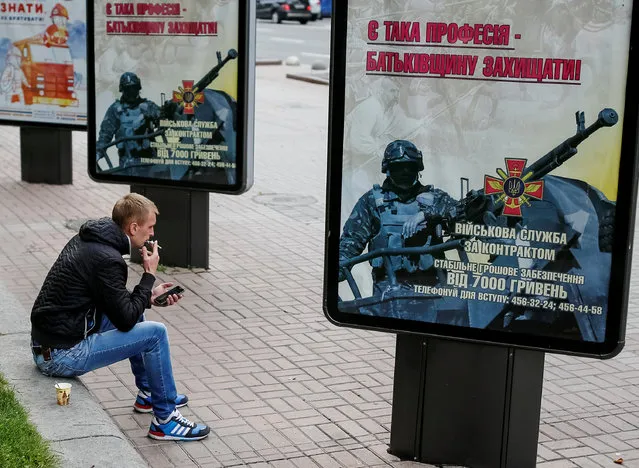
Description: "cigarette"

(145, 241), (162, 250)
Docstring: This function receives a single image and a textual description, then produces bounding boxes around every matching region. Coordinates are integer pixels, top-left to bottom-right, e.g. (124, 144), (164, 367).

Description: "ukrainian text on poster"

(364, 21), (581, 84)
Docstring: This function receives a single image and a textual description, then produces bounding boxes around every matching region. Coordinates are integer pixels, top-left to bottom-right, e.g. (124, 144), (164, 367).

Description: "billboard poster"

(324, 0), (639, 357)
(0, 0), (87, 127)
(87, 0), (254, 193)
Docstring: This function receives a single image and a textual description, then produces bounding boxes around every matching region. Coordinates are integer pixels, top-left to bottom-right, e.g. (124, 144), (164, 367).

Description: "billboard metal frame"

(86, 0), (255, 194)
(323, 0), (639, 358)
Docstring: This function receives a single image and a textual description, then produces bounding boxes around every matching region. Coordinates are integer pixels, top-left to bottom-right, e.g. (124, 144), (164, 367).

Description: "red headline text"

(106, 20), (217, 35)
(366, 51), (581, 83)
(0, 2), (44, 14)
(106, 2), (180, 16)
(367, 20), (511, 46)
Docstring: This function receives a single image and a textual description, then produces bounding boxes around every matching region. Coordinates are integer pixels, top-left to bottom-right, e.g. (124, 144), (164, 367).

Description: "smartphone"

(154, 285), (185, 306)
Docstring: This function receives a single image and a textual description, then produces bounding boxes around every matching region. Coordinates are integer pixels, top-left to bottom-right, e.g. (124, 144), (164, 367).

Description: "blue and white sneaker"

(134, 391), (189, 413)
(148, 410), (210, 441)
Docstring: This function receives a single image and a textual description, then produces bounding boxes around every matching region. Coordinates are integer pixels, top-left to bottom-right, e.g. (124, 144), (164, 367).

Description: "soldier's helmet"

(119, 72), (141, 92)
(50, 3), (69, 19)
(381, 140), (424, 173)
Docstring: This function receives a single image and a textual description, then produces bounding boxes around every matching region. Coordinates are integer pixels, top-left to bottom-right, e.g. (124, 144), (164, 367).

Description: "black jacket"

(31, 218), (155, 348)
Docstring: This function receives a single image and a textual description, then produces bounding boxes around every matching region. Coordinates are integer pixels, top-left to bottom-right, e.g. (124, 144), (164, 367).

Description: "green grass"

(0, 374), (59, 468)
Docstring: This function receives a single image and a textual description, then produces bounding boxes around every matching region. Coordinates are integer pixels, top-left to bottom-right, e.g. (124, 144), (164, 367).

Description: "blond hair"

(112, 193), (159, 229)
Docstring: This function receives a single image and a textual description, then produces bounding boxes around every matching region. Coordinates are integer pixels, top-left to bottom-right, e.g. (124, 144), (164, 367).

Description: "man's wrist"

(140, 272), (156, 289)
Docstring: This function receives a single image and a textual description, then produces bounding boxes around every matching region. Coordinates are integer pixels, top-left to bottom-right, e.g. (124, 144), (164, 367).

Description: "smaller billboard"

(87, 0), (255, 193)
(0, 0), (87, 128)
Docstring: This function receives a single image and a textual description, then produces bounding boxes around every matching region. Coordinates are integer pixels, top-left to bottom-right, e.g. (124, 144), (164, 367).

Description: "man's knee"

(138, 320), (167, 339)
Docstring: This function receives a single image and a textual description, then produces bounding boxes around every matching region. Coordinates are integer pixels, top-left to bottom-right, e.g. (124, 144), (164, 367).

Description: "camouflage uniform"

(96, 72), (161, 177)
(339, 180), (459, 270)
(339, 140), (463, 323)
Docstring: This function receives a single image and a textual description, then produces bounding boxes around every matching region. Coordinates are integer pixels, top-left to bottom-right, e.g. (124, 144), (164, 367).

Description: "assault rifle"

(194, 48), (238, 93)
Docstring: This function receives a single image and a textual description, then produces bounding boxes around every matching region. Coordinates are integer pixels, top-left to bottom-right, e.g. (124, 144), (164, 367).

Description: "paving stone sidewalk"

(0, 65), (639, 467)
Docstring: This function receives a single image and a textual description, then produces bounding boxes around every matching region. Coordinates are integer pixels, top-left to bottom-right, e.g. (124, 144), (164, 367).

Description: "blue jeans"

(32, 314), (177, 420)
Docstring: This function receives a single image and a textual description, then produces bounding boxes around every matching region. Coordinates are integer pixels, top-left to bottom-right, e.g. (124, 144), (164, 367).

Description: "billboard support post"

(389, 334), (544, 468)
(20, 127), (72, 184)
(130, 185), (209, 269)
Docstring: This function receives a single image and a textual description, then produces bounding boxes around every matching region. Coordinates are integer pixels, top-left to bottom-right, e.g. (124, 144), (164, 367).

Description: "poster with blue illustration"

(0, 0), (87, 127)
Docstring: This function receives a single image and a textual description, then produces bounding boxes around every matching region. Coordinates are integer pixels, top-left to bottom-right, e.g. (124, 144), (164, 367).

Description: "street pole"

(389, 334), (545, 468)
(130, 185), (209, 269)
(20, 127), (73, 184)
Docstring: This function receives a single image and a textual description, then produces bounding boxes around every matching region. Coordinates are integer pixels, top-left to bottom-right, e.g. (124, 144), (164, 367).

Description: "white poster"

(0, 0), (87, 126)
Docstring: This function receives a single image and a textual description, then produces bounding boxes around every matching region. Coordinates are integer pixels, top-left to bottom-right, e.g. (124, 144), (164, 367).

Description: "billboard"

(87, 0), (254, 193)
(0, 0), (87, 128)
(324, 0), (639, 357)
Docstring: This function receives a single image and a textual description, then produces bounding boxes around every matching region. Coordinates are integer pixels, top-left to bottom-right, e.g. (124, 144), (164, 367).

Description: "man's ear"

(125, 221), (137, 237)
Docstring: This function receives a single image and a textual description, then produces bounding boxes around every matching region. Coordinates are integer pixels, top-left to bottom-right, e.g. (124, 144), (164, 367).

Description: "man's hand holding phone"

(152, 282), (184, 307)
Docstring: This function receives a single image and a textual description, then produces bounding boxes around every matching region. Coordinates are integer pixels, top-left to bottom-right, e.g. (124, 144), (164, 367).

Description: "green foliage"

(0, 375), (59, 468)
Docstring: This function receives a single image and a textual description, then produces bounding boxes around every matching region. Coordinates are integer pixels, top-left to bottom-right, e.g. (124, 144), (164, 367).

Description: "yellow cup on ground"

(55, 383), (72, 406)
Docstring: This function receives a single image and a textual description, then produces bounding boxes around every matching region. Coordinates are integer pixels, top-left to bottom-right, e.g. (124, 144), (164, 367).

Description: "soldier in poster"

(339, 139), (465, 323)
(96, 72), (163, 177)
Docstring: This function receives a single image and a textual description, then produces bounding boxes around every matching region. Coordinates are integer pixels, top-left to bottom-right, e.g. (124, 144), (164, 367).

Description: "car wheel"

(271, 10), (281, 23)
(299, 19), (308, 24)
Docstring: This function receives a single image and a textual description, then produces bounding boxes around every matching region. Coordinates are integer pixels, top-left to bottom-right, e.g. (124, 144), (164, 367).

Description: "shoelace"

(173, 411), (196, 428)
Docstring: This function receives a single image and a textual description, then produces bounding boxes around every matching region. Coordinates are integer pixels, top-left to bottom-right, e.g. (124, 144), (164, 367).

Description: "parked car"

(309, 0), (321, 20)
(256, 0), (313, 24)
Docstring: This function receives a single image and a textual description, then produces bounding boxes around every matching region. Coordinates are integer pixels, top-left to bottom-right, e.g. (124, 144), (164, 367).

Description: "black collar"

(382, 179), (429, 202)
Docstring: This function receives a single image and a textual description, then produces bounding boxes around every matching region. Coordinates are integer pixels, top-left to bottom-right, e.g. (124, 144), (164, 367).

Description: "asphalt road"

(256, 17), (331, 66)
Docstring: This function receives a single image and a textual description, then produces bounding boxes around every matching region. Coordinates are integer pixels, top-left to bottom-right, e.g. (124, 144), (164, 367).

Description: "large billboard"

(324, 0), (639, 357)
(0, 0), (87, 128)
(87, 0), (254, 193)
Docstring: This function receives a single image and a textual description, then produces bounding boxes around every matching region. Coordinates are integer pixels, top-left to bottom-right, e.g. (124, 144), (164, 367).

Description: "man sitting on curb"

(30, 193), (210, 441)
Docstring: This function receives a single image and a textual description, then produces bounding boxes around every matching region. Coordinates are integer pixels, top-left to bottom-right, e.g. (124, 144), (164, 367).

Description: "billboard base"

(20, 127), (72, 184)
(389, 334), (544, 468)
(130, 185), (209, 269)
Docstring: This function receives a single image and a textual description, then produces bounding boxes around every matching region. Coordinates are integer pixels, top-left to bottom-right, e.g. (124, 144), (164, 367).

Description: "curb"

(0, 283), (148, 468)
(256, 58), (284, 66)
(285, 73), (330, 86)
